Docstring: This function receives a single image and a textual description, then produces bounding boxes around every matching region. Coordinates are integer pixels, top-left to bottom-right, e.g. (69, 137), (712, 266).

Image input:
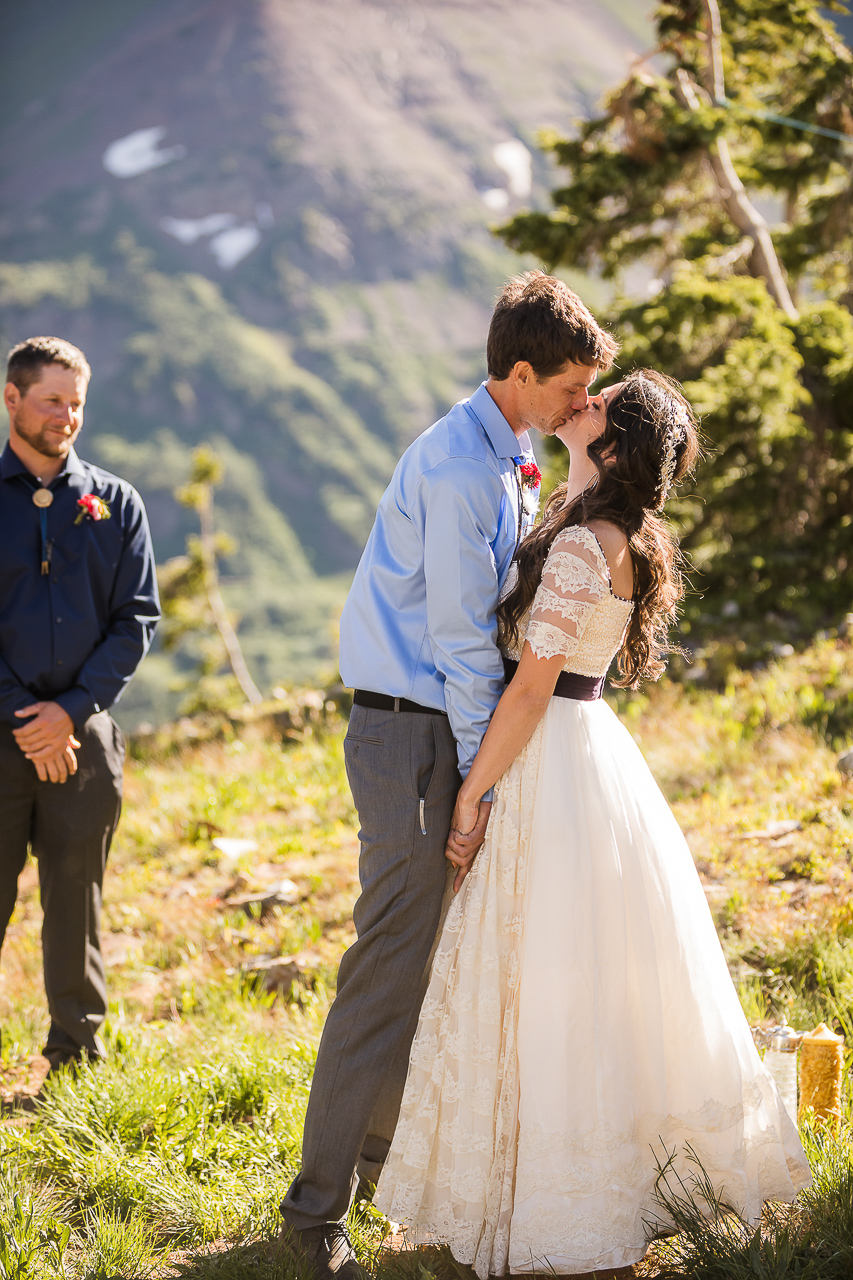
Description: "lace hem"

(525, 619), (577, 662)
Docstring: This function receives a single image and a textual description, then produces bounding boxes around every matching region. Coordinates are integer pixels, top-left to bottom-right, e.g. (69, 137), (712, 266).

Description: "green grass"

(1, 638), (853, 1276)
(649, 1123), (853, 1278)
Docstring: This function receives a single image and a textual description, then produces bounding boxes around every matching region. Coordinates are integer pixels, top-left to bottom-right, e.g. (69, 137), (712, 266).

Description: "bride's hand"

(445, 793), (492, 894)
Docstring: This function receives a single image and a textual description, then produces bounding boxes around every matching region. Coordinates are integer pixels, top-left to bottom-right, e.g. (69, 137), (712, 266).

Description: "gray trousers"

(280, 702), (460, 1229)
(0, 711), (124, 1062)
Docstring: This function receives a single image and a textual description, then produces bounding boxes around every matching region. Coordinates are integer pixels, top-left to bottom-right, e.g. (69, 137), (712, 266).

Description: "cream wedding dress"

(374, 526), (811, 1277)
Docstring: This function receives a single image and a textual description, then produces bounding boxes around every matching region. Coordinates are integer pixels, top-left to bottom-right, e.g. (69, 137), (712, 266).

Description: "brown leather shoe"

(280, 1222), (363, 1280)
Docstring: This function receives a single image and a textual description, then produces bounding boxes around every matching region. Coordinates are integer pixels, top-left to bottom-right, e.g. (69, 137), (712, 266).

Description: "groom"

(280, 272), (618, 1277)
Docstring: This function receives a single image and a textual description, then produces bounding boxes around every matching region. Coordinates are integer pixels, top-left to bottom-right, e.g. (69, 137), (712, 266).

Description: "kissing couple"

(278, 272), (811, 1278)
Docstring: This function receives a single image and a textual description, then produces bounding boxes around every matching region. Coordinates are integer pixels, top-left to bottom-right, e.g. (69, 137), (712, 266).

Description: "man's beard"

(13, 413), (77, 458)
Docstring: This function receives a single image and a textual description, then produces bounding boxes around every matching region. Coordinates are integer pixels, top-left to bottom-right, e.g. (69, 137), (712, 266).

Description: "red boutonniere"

(75, 494), (111, 524)
(519, 461), (542, 489)
(513, 457), (542, 526)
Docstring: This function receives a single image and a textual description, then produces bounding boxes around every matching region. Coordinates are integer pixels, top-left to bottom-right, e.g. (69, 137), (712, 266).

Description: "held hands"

(445, 793), (492, 894)
(13, 702), (80, 783)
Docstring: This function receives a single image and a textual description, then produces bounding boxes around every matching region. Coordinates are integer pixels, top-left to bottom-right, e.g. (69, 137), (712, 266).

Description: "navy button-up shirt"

(0, 442), (160, 729)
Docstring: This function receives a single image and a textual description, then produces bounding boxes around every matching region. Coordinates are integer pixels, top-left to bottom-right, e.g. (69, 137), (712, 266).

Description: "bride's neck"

(564, 455), (598, 507)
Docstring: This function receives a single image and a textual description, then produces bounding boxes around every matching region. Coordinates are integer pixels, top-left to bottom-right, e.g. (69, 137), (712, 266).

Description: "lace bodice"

(503, 525), (634, 679)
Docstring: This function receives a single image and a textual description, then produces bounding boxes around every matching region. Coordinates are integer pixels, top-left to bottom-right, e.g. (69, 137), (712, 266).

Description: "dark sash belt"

(502, 656), (605, 702)
(353, 689), (448, 716)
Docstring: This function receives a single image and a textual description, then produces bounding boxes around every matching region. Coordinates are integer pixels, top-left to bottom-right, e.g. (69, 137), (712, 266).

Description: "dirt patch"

(0, 1053), (50, 1119)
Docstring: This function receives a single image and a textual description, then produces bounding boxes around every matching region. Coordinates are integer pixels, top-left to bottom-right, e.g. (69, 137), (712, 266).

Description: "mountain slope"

(0, 0), (647, 723)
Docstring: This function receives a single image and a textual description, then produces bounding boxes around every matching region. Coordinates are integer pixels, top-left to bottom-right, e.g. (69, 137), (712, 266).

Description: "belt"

(353, 690), (448, 716)
(502, 656), (604, 702)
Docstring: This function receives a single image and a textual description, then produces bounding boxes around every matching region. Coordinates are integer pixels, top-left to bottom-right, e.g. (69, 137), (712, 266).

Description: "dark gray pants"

(0, 711), (124, 1062)
(280, 703), (460, 1229)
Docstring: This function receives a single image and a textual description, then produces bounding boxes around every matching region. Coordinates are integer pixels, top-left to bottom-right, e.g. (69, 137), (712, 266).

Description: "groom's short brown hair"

(487, 271), (619, 380)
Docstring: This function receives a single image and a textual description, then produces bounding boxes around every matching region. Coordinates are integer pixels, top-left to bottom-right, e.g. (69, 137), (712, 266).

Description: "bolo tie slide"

(32, 486), (54, 574)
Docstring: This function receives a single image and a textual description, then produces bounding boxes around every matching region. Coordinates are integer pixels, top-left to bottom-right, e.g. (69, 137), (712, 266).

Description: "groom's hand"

(446, 799), (492, 894)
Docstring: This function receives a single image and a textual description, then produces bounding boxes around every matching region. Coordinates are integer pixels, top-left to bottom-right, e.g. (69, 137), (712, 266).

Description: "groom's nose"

(570, 387), (590, 411)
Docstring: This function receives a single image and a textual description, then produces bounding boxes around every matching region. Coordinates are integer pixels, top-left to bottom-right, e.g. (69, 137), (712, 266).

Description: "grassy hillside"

(2, 643), (853, 1275)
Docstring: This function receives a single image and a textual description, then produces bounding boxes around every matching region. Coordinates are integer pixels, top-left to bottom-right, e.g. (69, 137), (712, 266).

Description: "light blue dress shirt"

(339, 382), (538, 790)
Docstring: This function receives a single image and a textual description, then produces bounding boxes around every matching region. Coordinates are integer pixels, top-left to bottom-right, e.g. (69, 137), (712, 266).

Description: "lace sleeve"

(525, 528), (610, 663)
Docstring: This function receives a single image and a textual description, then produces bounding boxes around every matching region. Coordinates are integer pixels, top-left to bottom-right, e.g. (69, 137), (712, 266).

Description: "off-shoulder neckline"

(551, 525), (634, 606)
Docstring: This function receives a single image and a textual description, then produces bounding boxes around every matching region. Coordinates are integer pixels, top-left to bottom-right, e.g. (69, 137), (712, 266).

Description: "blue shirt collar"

(0, 440), (87, 482)
(467, 382), (532, 460)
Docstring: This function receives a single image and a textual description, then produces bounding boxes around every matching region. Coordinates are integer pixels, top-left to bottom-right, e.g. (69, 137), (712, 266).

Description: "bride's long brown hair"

(498, 369), (700, 688)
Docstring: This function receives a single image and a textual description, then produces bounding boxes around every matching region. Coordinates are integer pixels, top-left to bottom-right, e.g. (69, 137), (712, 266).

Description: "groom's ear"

(511, 361), (534, 388)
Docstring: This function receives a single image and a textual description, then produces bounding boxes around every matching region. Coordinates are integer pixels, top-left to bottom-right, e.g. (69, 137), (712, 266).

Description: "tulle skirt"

(374, 697), (811, 1276)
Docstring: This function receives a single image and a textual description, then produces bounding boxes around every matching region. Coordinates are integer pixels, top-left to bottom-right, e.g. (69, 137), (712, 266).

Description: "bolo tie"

(511, 456), (525, 547)
(28, 481), (55, 574)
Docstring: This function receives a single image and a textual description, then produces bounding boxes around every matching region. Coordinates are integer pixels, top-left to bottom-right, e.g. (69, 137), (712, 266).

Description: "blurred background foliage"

(502, 0), (853, 677)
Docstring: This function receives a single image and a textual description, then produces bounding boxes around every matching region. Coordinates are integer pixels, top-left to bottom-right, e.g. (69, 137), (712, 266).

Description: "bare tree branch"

(672, 0), (799, 320)
(701, 0), (726, 104)
(196, 487), (263, 706)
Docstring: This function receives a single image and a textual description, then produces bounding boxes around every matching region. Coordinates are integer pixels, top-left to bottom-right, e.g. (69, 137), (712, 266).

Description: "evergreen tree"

(501, 0), (853, 671)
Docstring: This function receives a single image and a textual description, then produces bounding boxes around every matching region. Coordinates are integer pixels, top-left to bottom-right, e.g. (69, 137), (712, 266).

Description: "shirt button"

(52, 577), (58, 584)
(56, 616), (62, 623)
(57, 659), (63, 666)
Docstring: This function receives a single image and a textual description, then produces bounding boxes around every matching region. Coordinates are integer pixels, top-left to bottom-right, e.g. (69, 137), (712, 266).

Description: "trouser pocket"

(415, 718), (437, 836)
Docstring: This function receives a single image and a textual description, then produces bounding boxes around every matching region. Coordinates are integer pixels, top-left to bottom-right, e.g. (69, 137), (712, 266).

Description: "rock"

(223, 879), (301, 919)
(213, 872), (250, 901)
(764, 819), (802, 839)
(737, 819), (802, 842)
(245, 949), (323, 993)
(837, 748), (853, 777)
(769, 881), (832, 908)
(211, 837), (258, 861)
(163, 880), (198, 899)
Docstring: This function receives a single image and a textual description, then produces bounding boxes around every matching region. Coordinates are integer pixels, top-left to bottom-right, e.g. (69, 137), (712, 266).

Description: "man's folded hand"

(13, 702), (79, 781)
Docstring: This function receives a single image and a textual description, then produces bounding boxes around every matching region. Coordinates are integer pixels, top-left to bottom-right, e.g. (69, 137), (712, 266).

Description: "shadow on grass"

(167, 1237), (297, 1279)
(167, 1239), (475, 1280)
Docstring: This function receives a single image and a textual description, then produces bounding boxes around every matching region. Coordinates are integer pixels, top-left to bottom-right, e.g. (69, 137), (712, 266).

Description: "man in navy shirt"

(0, 336), (159, 1070)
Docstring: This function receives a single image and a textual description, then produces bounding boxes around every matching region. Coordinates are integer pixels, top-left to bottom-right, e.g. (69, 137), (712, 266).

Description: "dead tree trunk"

(673, 0), (799, 320)
(197, 485), (263, 706)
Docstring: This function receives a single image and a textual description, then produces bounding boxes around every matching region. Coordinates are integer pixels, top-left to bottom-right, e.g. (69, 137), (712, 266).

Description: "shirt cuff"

(54, 687), (100, 730)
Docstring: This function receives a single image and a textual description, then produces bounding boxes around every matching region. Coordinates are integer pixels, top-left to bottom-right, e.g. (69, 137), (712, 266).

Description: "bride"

(374, 369), (811, 1277)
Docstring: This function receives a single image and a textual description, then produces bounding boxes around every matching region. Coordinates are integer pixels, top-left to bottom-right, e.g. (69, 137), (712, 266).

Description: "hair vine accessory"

(656, 408), (687, 506)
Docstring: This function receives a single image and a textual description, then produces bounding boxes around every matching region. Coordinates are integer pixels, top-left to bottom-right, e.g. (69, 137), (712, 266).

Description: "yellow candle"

(798, 1022), (844, 1127)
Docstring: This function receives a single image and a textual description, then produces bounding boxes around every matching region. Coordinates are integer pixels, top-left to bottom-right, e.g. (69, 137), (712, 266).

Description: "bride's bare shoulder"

(584, 519), (629, 558)
(583, 520), (633, 598)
